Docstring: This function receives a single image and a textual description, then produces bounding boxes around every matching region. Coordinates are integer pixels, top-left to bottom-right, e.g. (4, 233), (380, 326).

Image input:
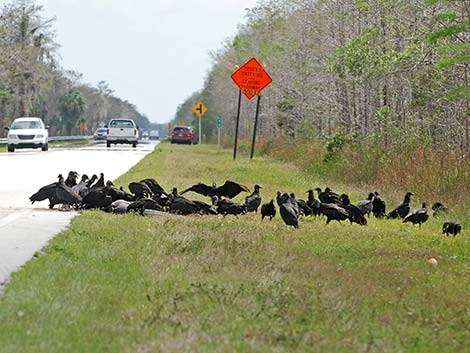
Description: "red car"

(171, 126), (194, 144)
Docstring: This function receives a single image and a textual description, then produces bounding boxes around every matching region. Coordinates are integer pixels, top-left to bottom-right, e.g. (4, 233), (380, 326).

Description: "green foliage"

(60, 89), (86, 134)
(0, 87), (11, 99)
(437, 55), (470, 69)
(445, 85), (470, 100)
(433, 12), (457, 23)
(330, 28), (382, 78)
(428, 21), (470, 43)
(323, 130), (349, 162)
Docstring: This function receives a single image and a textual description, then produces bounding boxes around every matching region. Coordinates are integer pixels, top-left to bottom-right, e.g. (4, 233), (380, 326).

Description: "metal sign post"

(250, 95), (262, 159)
(192, 101), (207, 145)
(233, 90), (241, 160)
(199, 118), (202, 145)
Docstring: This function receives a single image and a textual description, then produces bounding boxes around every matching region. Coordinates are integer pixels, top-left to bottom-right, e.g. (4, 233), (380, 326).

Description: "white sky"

(36, 0), (259, 123)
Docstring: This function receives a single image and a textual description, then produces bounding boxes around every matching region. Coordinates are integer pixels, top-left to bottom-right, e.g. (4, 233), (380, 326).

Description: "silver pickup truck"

(105, 119), (138, 148)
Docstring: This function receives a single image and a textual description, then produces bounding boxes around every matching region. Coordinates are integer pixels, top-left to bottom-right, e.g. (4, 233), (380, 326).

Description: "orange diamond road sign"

(192, 101), (208, 118)
(231, 57), (272, 100)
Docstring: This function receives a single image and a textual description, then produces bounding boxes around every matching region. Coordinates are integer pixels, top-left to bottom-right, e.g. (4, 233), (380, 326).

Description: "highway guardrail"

(0, 135), (93, 145)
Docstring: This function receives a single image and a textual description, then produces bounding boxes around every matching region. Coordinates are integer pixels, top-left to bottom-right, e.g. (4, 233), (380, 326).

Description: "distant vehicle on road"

(149, 130), (160, 140)
(142, 131), (149, 139)
(93, 127), (107, 141)
(171, 126), (193, 144)
(4, 117), (49, 152)
(105, 119), (138, 148)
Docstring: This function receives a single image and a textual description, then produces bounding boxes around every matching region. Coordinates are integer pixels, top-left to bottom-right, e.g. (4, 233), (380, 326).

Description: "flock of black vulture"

(29, 171), (462, 236)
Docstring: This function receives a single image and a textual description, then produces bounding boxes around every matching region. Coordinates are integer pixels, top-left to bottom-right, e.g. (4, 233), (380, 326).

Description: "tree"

(0, 0), (57, 117)
(60, 89), (86, 135)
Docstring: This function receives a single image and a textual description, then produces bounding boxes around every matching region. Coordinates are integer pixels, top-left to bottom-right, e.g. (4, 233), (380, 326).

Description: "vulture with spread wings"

(29, 174), (82, 209)
(181, 180), (250, 199)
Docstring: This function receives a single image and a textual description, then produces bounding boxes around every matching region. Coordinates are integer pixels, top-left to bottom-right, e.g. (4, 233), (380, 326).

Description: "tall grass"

(258, 137), (470, 206)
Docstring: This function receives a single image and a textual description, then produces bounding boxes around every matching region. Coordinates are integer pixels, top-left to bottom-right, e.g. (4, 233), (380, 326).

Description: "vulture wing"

(129, 182), (152, 197)
(356, 200), (373, 215)
(29, 182), (58, 204)
(141, 178), (166, 195)
(388, 203), (410, 219)
(216, 180), (250, 199)
(180, 183), (214, 197)
(55, 184), (82, 205)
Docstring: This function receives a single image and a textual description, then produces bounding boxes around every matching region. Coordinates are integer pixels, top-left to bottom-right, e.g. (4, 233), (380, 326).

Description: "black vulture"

(211, 196), (246, 216)
(372, 192), (386, 218)
(306, 190), (321, 216)
(432, 202), (448, 218)
(82, 187), (112, 209)
(181, 180), (250, 199)
(30, 174), (64, 207)
(403, 202), (428, 227)
(128, 198), (163, 214)
(319, 203), (349, 224)
(167, 189), (216, 215)
(166, 192), (203, 215)
(356, 192), (374, 216)
(140, 178), (167, 196)
(261, 199), (276, 220)
(277, 193), (300, 228)
(91, 173), (105, 189)
(65, 171), (79, 187)
(245, 184), (262, 213)
(442, 222), (461, 236)
(105, 181), (135, 202)
(316, 187), (341, 205)
(30, 174), (81, 210)
(280, 202), (299, 228)
(387, 192), (413, 219)
(340, 194), (367, 225)
(129, 182), (152, 199)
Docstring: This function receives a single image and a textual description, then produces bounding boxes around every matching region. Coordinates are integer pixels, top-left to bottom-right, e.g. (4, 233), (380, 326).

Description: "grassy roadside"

(0, 143), (469, 353)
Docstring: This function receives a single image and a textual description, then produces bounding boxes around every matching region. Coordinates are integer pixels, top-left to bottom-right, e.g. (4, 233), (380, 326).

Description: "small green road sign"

(217, 116), (222, 128)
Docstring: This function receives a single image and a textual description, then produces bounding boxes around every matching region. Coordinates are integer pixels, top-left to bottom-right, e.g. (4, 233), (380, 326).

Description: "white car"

(105, 119), (138, 148)
(5, 117), (49, 152)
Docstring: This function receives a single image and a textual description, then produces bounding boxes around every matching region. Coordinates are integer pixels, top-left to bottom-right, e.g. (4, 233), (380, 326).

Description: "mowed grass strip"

(0, 139), (94, 153)
(0, 143), (469, 353)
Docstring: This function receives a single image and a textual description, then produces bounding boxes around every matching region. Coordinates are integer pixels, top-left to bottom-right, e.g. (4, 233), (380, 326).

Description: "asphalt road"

(0, 141), (158, 291)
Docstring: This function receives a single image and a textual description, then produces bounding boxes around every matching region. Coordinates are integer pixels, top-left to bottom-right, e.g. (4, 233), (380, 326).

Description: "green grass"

(0, 143), (469, 353)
